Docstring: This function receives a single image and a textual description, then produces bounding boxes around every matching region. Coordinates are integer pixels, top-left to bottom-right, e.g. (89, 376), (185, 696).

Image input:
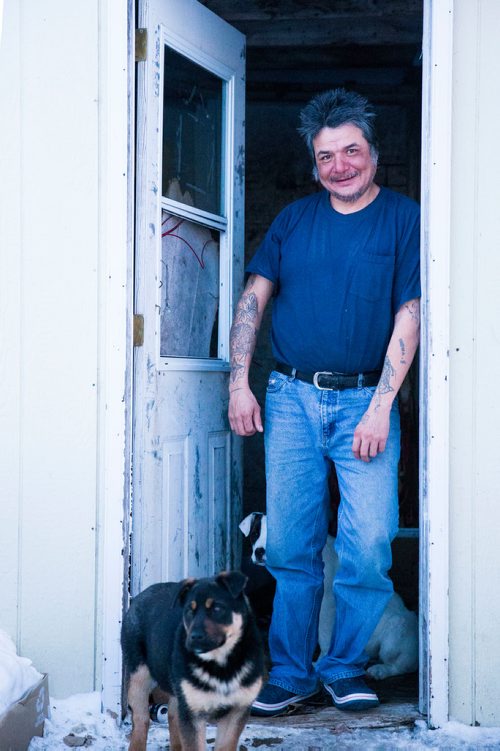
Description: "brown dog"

(121, 571), (264, 751)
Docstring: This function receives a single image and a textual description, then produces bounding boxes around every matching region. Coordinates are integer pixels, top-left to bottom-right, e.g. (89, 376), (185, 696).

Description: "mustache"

(330, 172), (359, 182)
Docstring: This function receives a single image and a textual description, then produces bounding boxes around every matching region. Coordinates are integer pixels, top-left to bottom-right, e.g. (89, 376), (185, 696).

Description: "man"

(229, 89), (420, 715)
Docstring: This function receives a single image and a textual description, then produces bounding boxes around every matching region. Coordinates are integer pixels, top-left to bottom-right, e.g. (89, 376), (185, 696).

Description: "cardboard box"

(0, 674), (49, 751)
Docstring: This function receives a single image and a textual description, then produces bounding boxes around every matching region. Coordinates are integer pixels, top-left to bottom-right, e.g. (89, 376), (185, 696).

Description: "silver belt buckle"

(313, 371), (334, 390)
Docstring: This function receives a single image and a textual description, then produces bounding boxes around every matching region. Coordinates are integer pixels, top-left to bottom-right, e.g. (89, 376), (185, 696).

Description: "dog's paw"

(366, 663), (396, 680)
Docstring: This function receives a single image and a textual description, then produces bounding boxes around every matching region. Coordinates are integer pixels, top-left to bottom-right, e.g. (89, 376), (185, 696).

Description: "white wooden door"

(133, 0), (245, 593)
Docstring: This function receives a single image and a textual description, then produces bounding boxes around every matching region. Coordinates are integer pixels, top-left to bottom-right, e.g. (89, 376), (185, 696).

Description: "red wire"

(162, 215), (213, 269)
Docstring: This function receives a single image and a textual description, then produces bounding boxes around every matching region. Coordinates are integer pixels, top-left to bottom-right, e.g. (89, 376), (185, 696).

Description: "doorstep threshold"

(246, 698), (421, 732)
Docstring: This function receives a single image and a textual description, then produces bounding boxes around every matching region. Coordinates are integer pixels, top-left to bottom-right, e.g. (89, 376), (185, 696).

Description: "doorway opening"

(202, 0), (423, 728)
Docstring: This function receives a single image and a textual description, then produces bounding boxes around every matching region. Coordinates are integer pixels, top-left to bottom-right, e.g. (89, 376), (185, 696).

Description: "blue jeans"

(264, 370), (400, 693)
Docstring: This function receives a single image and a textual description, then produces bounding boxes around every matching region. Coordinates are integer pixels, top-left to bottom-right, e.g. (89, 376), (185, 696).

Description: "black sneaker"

(251, 683), (320, 717)
(323, 676), (379, 711)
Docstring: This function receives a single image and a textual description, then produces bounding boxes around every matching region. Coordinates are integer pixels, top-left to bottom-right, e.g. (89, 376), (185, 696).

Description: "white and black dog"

(239, 512), (268, 566)
(239, 512), (418, 680)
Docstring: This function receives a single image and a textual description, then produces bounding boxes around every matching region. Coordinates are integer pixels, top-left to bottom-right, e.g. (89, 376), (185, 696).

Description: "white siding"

(0, 0), (22, 645)
(0, 0), (129, 701)
(449, 0), (500, 726)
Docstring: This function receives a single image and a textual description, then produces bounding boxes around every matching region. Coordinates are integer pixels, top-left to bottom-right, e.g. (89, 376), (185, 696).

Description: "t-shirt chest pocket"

(350, 253), (393, 303)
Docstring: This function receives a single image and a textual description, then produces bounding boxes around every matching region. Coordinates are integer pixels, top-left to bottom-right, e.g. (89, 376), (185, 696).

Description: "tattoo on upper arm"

(404, 300), (420, 325)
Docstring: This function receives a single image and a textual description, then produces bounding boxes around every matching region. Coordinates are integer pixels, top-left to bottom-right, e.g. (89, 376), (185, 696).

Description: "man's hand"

(229, 387), (263, 436)
(351, 298), (420, 462)
(352, 405), (391, 462)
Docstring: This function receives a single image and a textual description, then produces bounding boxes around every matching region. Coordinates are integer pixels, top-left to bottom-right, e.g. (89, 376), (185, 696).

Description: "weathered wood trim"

(199, 0), (422, 47)
(419, 0), (453, 729)
(202, 0), (422, 18)
(224, 19), (421, 48)
(97, 0), (133, 713)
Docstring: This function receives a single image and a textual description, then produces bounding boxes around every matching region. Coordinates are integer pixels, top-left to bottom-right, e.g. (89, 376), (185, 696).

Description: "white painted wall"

(0, 0), (130, 702)
(449, 0), (500, 727)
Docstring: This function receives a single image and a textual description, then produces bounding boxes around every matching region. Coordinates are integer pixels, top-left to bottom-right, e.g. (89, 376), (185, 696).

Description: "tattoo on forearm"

(230, 281), (260, 384)
(399, 338), (407, 365)
(235, 292), (258, 324)
(377, 355), (396, 394)
(372, 356), (395, 411)
(231, 322), (256, 354)
(378, 356), (396, 394)
(230, 322), (256, 383)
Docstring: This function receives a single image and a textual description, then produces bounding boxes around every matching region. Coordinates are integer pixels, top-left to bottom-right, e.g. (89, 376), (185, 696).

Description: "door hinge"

(133, 314), (144, 347)
(135, 28), (148, 62)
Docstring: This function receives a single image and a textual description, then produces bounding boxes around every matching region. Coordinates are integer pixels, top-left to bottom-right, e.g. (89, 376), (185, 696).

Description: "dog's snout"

(186, 617), (226, 654)
(187, 626), (207, 651)
(188, 626), (206, 643)
(254, 547), (266, 563)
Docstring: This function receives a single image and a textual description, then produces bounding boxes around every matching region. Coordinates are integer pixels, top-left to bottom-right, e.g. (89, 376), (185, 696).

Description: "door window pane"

(160, 210), (220, 358)
(162, 45), (224, 216)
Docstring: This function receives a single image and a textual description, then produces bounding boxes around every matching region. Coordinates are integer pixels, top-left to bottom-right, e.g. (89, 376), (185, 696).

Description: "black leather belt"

(275, 362), (381, 391)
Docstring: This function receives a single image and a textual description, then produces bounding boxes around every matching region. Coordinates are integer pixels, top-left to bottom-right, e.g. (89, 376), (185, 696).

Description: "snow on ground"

(0, 629), (43, 715)
(27, 692), (500, 750)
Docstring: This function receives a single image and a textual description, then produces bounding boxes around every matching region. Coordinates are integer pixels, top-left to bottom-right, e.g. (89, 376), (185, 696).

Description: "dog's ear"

(238, 513), (255, 537)
(216, 570), (248, 599)
(176, 577), (196, 605)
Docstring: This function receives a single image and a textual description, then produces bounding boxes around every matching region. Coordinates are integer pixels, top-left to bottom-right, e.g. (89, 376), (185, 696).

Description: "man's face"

(313, 124), (378, 208)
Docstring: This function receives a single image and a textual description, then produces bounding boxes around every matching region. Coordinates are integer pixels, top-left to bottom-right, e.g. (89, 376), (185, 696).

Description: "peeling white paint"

(133, 0), (245, 591)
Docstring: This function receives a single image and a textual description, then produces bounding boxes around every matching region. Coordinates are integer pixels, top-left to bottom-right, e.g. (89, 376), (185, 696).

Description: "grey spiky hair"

(298, 88), (379, 177)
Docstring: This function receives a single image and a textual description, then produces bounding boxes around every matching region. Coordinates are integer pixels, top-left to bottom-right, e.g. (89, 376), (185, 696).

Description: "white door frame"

(419, 0), (453, 728)
(98, 0), (135, 714)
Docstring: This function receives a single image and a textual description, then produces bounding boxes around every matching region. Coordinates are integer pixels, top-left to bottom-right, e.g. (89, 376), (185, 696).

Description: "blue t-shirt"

(246, 187), (420, 374)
